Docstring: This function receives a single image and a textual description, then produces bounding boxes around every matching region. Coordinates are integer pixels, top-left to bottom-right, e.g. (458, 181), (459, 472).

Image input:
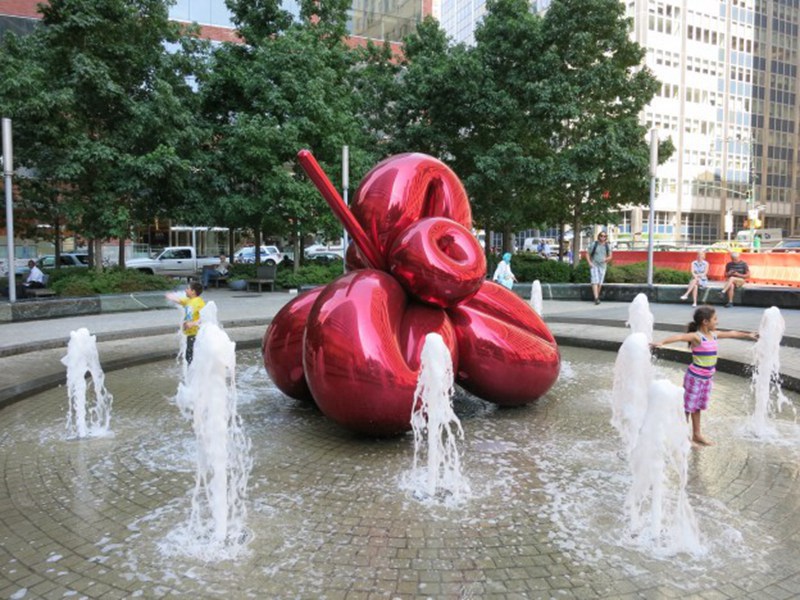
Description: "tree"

(197, 0), (388, 269)
(534, 0), (667, 261)
(0, 0), (206, 268)
(384, 0), (667, 258)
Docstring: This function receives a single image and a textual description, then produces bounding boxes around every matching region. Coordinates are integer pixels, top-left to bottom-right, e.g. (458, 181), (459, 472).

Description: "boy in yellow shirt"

(166, 282), (206, 364)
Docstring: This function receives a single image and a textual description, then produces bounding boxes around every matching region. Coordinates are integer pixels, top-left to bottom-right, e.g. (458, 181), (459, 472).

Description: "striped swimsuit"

(683, 332), (718, 412)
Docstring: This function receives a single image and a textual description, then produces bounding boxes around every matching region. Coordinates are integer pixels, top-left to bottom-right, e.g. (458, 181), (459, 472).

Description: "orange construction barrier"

(608, 251), (800, 288)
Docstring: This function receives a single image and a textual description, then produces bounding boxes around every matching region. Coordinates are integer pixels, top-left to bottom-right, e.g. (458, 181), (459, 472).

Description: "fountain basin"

(0, 347), (798, 597)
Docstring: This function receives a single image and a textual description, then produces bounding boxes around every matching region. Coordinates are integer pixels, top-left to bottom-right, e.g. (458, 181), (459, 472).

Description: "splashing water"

(748, 306), (794, 437)
(626, 293), (654, 342)
(167, 302), (253, 560)
(610, 332), (652, 456)
(60, 328), (113, 439)
(626, 379), (702, 557)
(529, 280), (543, 316)
(408, 333), (470, 502)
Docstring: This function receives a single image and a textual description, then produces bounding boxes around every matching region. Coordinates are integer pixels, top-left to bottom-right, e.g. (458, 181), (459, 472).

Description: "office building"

(2, 0), (430, 44)
(440, 0), (799, 243)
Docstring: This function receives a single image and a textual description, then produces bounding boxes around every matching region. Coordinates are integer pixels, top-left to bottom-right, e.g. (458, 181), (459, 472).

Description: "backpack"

(590, 241), (609, 260)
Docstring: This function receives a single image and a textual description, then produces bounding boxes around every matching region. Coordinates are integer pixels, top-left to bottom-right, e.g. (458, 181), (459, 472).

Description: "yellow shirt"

(179, 296), (205, 337)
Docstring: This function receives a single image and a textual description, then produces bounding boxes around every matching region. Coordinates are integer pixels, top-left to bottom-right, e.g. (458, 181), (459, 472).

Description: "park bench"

(23, 274), (56, 299)
(200, 265), (229, 288)
(24, 287), (57, 299)
(246, 264), (276, 292)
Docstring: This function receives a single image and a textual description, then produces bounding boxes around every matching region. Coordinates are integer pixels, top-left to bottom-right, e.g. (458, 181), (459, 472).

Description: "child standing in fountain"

(651, 305), (757, 446)
(166, 282), (205, 364)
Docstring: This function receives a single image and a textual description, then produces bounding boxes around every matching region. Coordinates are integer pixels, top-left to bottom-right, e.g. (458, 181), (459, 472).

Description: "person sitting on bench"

(4, 260), (47, 298)
(202, 253), (230, 289)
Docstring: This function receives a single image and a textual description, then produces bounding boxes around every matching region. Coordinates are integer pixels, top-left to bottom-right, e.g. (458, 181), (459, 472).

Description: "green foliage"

(573, 260), (590, 283)
(227, 263), (257, 280)
(385, 0), (665, 242)
(0, 0), (208, 252)
(47, 268), (174, 296)
(275, 263), (344, 289)
(576, 259), (687, 284)
(512, 254), (576, 283)
(488, 253), (575, 283)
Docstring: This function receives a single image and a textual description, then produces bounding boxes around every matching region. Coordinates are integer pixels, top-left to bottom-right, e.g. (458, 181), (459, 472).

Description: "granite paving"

(0, 290), (799, 599)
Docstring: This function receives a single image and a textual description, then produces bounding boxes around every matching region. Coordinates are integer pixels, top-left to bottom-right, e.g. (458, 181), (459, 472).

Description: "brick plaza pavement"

(1, 292), (799, 599)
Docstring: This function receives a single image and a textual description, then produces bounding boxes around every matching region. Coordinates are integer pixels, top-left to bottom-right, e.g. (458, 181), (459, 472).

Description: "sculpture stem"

(297, 149), (386, 270)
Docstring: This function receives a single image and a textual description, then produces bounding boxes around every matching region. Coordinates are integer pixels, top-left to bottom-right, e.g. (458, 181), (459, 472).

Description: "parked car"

(304, 244), (344, 258)
(769, 239), (800, 253)
(125, 246), (219, 276)
(306, 251), (343, 263)
(233, 245), (284, 266)
(15, 253), (89, 276)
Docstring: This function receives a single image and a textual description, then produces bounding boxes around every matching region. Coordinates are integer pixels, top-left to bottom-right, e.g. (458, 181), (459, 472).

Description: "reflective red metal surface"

(262, 287), (323, 401)
(263, 152), (560, 436)
(388, 217), (486, 308)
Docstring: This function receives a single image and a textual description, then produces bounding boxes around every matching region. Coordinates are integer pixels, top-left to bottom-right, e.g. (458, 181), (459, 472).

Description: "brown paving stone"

(0, 330), (799, 599)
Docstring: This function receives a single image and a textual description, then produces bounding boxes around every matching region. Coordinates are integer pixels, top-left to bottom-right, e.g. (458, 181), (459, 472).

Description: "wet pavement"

(1, 290), (799, 599)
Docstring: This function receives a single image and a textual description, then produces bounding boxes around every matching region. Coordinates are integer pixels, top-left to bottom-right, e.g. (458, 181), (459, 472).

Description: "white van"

(735, 229), (783, 249)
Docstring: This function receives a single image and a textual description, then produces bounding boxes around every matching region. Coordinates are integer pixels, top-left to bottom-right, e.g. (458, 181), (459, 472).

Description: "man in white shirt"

(24, 260), (46, 289)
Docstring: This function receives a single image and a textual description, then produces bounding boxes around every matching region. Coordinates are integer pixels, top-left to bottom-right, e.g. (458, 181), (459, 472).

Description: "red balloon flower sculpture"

(263, 151), (560, 436)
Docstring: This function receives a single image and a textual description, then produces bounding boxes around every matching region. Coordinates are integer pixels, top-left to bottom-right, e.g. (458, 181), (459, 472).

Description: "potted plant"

(227, 278), (247, 291)
(227, 264), (255, 291)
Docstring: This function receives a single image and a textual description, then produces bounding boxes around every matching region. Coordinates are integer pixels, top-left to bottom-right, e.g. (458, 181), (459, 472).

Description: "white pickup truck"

(126, 246), (220, 277)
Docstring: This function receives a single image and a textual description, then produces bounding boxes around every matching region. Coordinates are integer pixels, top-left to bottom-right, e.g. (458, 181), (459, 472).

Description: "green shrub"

(47, 268), (174, 296)
(572, 260), (590, 283)
(488, 253), (575, 283)
(276, 263), (343, 289)
(227, 263), (257, 280)
(574, 259), (687, 285)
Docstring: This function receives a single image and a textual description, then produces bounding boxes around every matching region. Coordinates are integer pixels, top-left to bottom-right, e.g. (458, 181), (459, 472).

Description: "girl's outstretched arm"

(717, 330), (758, 340)
(651, 332), (699, 348)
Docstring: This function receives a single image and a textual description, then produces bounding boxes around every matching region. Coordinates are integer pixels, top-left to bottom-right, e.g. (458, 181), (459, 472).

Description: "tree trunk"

(294, 233), (301, 273)
(254, 228), (262, 266)
(503, 225), (514, 254)
(53, 216), (61, 268)
(118, 237), (125, 268)
(558, 222), (565, 261)
(571, 210), (581, 267)
(228, 227), (235, 262)
(94, 239), (103, 272)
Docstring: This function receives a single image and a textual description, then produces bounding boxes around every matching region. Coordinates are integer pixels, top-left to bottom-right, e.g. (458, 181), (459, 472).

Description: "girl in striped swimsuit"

(652, 306), (758, 446)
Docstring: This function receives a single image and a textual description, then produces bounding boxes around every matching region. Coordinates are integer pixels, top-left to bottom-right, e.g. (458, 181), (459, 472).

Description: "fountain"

(529, 279), (543, 315)
(166, 302), (253, 560)
(610, 332), (652, 455)
(61, 327), (113, 439)
(627, 292), (654, 342)
(612, 294), (701, 555)
(748, 306), (794, 437)
(611, 294), (654, 455)
(3, 345), (799, 597)
(407, 333), (469, 502)
(626, 379), (702, 556)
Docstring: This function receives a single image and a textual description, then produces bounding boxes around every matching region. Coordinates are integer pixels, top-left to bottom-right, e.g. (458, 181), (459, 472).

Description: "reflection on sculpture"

(263, 151), (560, 436)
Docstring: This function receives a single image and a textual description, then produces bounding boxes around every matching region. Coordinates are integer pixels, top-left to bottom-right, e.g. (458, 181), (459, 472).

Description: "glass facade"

(170, 0), (234, 28)
(440, 0), (485, 45)
(349, 0), (424, 41)
(629, 0), (799, 242)
(169, 0), (421, 43)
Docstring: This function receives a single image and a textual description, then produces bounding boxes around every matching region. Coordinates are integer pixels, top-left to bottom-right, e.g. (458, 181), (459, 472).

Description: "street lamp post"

(647, 128), (657, 286)
(342, 145), (349, 274)
(2, 118), (15, 303)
